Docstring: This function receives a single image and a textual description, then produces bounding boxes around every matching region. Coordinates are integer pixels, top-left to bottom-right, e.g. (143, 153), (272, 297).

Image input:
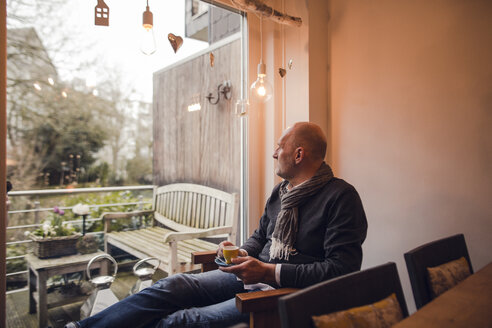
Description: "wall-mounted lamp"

(188, 93), (202, 112)
(206, 80), (232, 105)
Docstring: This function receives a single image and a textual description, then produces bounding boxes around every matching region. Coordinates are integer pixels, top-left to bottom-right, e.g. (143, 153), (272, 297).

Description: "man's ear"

(295, 147), (304, 164)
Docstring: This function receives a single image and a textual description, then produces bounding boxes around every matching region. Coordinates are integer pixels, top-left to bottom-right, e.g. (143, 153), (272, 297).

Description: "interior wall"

(330, 0), (492, 312)
(248, 0), (322, 233)
(307, 0), (331, 164)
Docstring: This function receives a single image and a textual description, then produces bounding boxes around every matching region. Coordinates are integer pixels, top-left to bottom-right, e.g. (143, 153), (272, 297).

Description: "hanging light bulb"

(140, 0), (156, 55)
(250, 16), (272, 103)
(250, 59), (273, 102)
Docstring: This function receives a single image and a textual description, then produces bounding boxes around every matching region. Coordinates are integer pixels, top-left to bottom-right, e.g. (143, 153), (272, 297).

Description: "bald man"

(68, 122), (367, 328)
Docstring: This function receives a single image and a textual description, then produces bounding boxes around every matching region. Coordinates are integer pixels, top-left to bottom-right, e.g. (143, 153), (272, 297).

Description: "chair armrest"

(235, 288), (299, 313)
(162, 226), (232, 243)
(103, 210), (153, 232)
(192, 250), (217, 264)
(192, 250), (218, 272)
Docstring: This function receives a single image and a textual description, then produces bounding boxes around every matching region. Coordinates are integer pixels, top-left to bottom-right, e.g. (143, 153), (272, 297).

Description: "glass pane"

(5, 1), (245, 321)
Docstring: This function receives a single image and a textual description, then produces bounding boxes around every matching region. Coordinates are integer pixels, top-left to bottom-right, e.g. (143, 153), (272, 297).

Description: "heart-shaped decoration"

(278, 68), (287, 78)
(210, 52), (215, 67)
(168, 33), (183, 53)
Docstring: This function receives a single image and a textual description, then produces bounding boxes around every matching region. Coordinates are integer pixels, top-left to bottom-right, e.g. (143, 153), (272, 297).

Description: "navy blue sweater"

(241, 178), (368, 288)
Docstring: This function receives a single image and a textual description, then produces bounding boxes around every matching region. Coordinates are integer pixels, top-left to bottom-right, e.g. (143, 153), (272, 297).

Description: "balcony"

(6, 270), (168, 328)
(6, 186), (155, 327)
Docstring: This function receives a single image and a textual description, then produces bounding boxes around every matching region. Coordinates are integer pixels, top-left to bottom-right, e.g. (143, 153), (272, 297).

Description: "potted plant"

(28, 207), (81, 258)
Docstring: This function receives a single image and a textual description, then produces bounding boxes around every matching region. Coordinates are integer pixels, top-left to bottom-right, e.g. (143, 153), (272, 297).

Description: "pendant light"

(140, 0), (156, 55)
(250, 16), (272, 103)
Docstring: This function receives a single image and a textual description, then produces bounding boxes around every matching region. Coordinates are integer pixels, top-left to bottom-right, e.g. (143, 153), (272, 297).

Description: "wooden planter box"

(30, 234), (81, 258)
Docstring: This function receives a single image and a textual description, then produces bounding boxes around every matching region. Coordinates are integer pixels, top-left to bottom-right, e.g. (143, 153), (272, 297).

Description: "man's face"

(273, 129), (297, 180)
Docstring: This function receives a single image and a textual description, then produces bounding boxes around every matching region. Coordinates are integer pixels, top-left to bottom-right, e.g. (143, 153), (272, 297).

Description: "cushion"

(427, 256), (471, 298)
(312, 293), (404, 328)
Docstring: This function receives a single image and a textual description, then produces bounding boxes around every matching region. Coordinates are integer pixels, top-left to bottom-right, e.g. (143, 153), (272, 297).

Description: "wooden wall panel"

(153, 39), (241, 194)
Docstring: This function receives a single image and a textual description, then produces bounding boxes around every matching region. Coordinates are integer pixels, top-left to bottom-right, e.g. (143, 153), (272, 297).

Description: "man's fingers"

(238, 249), (248, 257)
(231, 256), (250, 264)
(219, 258), (250, 273)
(218, 265), (241, 274)
(217, 241), (234, 256)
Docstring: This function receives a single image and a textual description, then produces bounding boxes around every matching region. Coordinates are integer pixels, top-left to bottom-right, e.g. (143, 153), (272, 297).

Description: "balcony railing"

(6, 185), (154, 293)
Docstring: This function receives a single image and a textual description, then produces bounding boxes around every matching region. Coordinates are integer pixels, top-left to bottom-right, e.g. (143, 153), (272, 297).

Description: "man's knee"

(144, 272), (203, 302)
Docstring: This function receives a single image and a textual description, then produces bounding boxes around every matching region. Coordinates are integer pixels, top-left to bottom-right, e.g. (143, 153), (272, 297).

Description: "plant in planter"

(29, 207), (81, 258)
(32, 207), (77, 237)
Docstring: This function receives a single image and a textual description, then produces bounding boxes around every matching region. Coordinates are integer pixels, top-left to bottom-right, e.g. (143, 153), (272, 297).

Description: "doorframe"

(1, 0), (8, 325)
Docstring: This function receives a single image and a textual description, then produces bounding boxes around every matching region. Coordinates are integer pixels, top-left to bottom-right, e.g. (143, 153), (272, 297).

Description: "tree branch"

(229, 0), (302, 27)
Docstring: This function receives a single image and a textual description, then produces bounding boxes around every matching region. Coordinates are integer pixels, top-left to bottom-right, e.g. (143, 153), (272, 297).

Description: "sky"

(10, 0), (210, 103)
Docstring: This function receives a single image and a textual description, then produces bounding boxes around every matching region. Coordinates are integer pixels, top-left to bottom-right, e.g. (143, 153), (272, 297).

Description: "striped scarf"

(269, 162), (334, 261)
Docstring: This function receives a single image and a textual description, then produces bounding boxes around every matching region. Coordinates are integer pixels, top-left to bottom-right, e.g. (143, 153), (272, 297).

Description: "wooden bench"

(104, 183), (239, 276)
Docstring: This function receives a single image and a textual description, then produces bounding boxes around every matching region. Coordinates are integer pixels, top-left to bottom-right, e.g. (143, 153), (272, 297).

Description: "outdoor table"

(26, 250), (106, 328)
(394, 261), (492, 328)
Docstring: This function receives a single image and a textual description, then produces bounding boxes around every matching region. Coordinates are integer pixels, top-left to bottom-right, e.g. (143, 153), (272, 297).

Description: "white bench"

(103, 183), (238, 276)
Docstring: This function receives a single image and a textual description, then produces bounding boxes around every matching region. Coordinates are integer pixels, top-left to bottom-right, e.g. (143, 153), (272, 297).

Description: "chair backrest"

(404, 233), (473, 309)
(278, 262), (408, 328)
(152, 183), (238, 233)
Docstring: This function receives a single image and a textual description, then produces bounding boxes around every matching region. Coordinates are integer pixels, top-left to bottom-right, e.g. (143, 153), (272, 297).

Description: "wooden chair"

(277, 262), (409, 328)
(404, 233), (473, 309)
(104, 183), (239, 276)
(192, 251), (298, 328)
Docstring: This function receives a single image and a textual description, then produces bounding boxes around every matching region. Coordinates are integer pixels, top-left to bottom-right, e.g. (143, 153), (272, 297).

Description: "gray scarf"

(269, 162), (334, 261)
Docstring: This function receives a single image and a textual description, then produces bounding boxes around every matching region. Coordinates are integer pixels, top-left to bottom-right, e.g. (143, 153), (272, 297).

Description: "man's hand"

(219, 256), (276, 285)
(217, 241), (247, 258)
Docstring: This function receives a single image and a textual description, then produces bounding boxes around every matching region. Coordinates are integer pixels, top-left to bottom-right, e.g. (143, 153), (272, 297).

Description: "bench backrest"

(152, 183), (239, 234)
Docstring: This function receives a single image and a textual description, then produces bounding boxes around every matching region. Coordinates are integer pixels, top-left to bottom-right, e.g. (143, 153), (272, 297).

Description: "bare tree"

(6, 0), (152, 188)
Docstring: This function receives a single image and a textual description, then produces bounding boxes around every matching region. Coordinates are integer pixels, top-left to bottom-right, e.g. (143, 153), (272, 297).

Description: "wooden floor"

(6, 269), (168, 328)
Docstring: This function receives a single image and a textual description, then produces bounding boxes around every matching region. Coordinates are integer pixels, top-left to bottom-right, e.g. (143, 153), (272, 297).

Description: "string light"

(250, 16), (272, 103)
(141, 0), (156, 55)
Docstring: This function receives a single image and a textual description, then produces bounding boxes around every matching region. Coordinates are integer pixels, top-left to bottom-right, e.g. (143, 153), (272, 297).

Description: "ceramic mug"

(223, 245), (239, 264)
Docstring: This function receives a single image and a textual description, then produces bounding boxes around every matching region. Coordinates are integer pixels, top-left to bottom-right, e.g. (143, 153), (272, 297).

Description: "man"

(67, 122), (367, 328)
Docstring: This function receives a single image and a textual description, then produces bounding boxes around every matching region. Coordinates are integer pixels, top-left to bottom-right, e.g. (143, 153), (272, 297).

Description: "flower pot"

(30, 233), (82, 258)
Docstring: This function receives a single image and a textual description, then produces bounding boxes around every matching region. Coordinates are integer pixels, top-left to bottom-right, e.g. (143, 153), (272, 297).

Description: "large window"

(4, 1), (246, 324)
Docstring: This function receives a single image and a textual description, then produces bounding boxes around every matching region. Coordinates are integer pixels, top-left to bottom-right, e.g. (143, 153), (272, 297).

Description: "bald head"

(289, 122), (327, 161)
(273, 122), (328, 183)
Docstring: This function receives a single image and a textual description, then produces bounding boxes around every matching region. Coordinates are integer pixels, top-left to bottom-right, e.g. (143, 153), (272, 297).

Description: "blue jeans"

(77, 270), (249, 328)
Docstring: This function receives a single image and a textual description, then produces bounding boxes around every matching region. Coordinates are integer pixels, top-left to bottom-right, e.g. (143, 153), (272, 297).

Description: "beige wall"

(330, 0), (492, 312)
(246, 0), (326, 234)
(230, 0), (491, 312)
